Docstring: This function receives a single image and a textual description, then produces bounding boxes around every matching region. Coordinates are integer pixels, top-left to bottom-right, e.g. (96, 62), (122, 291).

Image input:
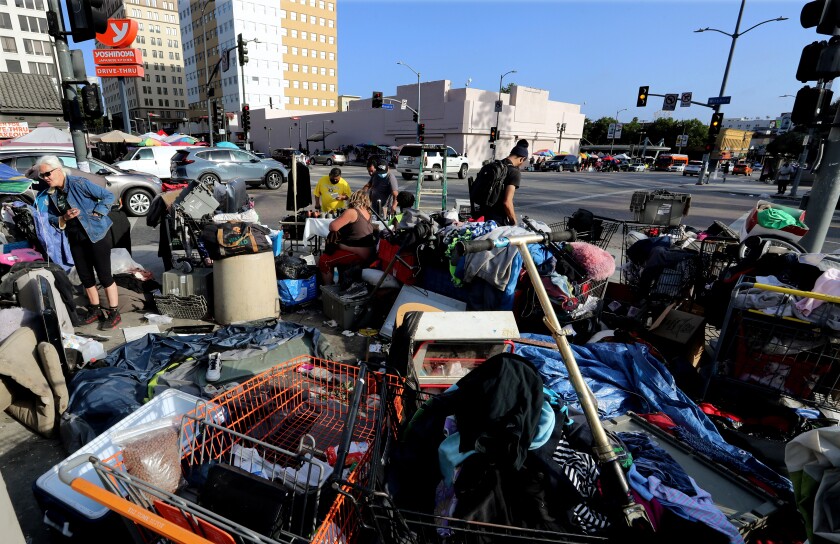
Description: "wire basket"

(620, 223), (700, 303)
(154, 293), (208, 320)
(550, 216), (620, 251)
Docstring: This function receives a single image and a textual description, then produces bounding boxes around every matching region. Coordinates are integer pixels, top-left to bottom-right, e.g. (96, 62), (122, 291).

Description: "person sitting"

(392, 191), (416, 226)
(313, 167), (351, 215)
(318, 190), (377, 285)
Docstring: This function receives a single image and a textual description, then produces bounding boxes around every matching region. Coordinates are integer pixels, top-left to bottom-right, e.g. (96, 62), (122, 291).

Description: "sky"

(73, 0), (816, 123)
(334, 0), (816, 123)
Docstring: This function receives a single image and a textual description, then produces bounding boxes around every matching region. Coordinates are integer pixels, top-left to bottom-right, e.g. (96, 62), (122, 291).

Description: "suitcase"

(14, 271), (71, 372)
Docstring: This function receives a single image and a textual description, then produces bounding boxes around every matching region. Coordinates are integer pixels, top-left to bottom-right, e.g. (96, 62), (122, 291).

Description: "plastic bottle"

(333, 269), (339, 284)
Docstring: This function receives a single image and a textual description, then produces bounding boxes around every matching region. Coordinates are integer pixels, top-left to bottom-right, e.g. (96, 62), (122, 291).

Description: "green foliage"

(583, 116), (727, 159)
(501, 82), (515, 94)
(766, 130), (807, 157)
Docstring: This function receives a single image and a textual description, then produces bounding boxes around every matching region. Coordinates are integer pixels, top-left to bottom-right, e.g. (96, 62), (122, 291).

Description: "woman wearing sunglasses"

(36, 155), (121, 329)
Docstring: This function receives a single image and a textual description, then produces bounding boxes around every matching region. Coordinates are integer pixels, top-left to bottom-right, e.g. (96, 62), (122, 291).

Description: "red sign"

(95, 65), (145, 78)
(94, 48), (143, 66)
(96, 19), (140, 48)
(0, 122), (29, 139)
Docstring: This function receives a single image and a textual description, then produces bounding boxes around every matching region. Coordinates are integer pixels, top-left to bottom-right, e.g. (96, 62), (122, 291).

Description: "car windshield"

(121, 150), (137, 161)
(399, 146), (423, 158)
(688, 161), (703, 166)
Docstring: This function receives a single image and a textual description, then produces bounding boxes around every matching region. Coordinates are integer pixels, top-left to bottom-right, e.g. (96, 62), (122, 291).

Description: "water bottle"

(333, 269), (339, 285)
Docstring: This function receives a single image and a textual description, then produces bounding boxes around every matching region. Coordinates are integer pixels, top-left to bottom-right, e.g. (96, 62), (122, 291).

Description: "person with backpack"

(469, 139), (529, 226)
(363, 157), (399, 217)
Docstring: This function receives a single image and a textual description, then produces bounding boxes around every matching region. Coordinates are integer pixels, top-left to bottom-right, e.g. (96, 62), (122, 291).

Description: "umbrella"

(97, 130), (142, 144)
(6, 126), (72, 147)
(533, 149), (555, 157)
(216, 141), (238, 149)
(614, 153), (630, 160)
(0, 162), (33, 194)
(138, 137), (170, 146)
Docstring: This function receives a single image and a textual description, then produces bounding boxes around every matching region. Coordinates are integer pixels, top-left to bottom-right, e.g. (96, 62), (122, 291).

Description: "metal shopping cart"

(549, 212), (621, 251)
(59, 357), (405, 544)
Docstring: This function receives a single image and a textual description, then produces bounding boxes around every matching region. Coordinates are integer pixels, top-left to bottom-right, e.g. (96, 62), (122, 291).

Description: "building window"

(292, 80), (299, 88)
(328, 2), (333, 11)
(327, 19), (333, 28)
(284, 79), (289, 88)
(328, 52), (333, 60)
(302, 65), (308, 73)
(302, 81), (308, 90)
(303, 97), (309, 106)
(293, 97), (299, 105)
(6, 59), (21, 72)
(292, 46), (298, 55)
(290, 11), (295, 20)
(328, 36), (334, 44)
(330, 99), (335, 107)
(1, 36), (16, 52)
(292, 64), (298, 72)
(329, 83), (334, 92)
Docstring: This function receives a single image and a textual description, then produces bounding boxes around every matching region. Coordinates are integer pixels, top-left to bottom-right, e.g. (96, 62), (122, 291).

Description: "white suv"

(397, 144), (469, 181)
(683, 161), (703, 176)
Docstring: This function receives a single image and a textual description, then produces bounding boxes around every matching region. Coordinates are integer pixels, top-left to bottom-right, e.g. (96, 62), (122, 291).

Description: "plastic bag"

(116, 418), (181, 495)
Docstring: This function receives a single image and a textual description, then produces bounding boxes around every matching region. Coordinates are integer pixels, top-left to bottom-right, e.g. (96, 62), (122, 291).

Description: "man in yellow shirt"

(313, 167), (352, 213)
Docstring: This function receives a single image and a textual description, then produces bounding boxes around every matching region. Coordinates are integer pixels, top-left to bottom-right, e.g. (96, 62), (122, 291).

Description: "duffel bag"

(201, 221), (272, 259)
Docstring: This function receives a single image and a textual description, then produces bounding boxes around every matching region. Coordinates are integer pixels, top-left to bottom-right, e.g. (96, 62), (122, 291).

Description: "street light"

(493, 69), (517, 159)
(694, 0), (787, 180)
(305, 120), (315, 154)
(200, 0), (215, 146)
(322, 119), (334, 150)
(556, 122), (566, 151)
(397, 61), (421, 142)
(134, 117), (144, 133)
(610, 108), (627, 155)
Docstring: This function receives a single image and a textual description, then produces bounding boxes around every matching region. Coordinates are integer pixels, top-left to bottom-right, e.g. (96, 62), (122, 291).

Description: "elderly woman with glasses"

(37, 155), (121, 329)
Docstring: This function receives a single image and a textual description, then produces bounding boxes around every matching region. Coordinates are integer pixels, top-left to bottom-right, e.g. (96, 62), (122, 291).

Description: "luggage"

(200, 221), (272, 259)
(15, 270), (73, 372)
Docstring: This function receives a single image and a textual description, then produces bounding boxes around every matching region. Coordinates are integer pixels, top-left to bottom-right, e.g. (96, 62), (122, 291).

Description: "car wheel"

(264, 170), (284, 190)
(458, 164), (468, 179)
(325, 159), (333, 166)
(402, 173), (414, 180)
(200, 173), (220, 185)
(124, 188), (153, 217)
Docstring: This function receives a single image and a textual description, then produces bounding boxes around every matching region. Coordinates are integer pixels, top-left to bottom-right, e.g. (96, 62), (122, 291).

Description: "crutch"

(455, 230), (652, 531)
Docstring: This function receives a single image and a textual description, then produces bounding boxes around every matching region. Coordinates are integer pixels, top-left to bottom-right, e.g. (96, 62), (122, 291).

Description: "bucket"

(213, 251), (280, 324)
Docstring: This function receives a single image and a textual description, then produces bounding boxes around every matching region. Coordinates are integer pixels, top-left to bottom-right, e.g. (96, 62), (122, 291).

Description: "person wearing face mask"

(363, 157), (399, 216)
(313, 167), (351, 214)
(37, 155), (121, 329)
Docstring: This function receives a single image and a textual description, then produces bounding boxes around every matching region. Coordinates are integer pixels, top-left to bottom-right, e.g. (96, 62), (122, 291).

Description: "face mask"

(377, 172), (388, 178)
(330, 178), (339, 184)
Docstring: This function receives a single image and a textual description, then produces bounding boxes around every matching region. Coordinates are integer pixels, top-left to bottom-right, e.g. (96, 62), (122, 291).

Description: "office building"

(179, 0), (338, 139)
(98, 0), (188, 133)
(0, 0), (58, 81)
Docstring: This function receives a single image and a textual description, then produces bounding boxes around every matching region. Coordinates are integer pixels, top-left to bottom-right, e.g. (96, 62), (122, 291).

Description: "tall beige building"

(179, 0), (338, 140)
(98, 0), (188, 133)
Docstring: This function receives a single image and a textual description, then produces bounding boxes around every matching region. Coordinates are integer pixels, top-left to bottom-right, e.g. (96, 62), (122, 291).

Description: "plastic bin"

(34, 390), (217, 537)
(321, 284), (366, 329)
(629, 190), (691, 226)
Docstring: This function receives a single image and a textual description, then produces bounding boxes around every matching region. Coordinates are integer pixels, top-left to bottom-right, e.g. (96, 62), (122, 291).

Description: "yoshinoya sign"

(96, 19), (140, 48)
(94, 48), (143, 65)
(95, 65), (145, 78)
(0, 122), (29, 139)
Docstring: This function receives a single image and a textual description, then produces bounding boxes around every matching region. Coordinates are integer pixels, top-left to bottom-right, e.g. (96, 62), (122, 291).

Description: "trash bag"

(275, 254), (309, 279)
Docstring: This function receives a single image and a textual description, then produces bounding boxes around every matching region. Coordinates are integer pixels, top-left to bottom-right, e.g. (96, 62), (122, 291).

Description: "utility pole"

(201, 0), (215, 146)
(492, 69), (516, 160)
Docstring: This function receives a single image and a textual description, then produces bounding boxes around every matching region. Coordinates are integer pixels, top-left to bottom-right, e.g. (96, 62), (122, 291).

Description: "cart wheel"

(737, 235), (805, 262)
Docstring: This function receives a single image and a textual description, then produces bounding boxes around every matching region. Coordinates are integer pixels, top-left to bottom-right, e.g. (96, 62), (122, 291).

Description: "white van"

(114, 146), (196, 180)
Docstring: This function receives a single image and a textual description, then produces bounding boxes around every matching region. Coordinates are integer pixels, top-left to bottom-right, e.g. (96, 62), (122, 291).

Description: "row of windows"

(288, 0), (334, 10)
(13, 0), (45, 10)
(284, 28), (335, 45)
(286, 81), (335, 93)
(143, 98), (184, 108)
(142, 62), (183, 73)
(285, 47), (335, 61)
(128, 0), (176, 9)
(280, 11), (335, 28)
(292, 97), (334, 107)
(146, 49), (181, 60)
(3, 59), (55, 76)
(288, 64), (335, 77)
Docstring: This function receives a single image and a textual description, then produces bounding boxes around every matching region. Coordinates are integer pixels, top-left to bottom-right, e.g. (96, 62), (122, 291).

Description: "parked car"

(270, 148), (309, 169)
(667, 163), (685, 172)
(0, 149), (163, 216)
(170, 147), (288, 189)
(545, 155), (580, 172)
(683, 160), (704, 176)
(732, 163), (753, 176)
(114, 145), (197, 180)
(397, 144), (469, 180)
(310, 149), (346, 166)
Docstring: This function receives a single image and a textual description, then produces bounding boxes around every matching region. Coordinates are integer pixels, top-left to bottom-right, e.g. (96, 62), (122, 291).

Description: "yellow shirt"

(313, 176), (352, 212)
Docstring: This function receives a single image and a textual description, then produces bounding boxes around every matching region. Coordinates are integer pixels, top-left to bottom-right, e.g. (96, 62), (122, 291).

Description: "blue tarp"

(518, 335), (793, 497)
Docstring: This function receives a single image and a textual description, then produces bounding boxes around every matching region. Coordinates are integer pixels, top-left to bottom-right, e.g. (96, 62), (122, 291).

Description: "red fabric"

(698, 402), (742, 422)
(635, 412), (678, 432)
(162, 182), (189, 192)
(318, 249), (368, 275)
(375, 239), (417, 285)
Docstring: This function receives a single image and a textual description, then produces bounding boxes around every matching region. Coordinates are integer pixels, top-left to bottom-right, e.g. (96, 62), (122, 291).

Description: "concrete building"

(338, 94), (359, 112)
(723, 114), (792, 134)
(248, 80), (584, 164)
(179, 0), (338, 139)
(0, 0), (57, 81)
(98, 0), (188, 133)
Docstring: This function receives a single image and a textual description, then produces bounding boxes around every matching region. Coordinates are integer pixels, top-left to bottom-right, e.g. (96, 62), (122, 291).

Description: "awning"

(306, 129), (337, 142)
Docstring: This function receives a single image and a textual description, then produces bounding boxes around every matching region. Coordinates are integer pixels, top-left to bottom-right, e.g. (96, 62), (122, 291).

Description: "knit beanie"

(511, 139), (529, 158)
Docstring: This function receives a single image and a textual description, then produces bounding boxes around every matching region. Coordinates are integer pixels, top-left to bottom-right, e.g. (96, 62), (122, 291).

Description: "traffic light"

(372, 91), (383, 108)
(418, 123), (425, 135)
(708, 112), (724, 136)
(797, 41), (829, 82)
(241, 103), (250, 133)
(67, 0), (109, 42)
(489, 126), (497, 142)
(237, 33), (248, 65)
(791, 85), (834, 124)
(412, 112), (418, 122)
(801, 0), (840, 35)
(704, 136), (716, 154)
(80, 83), (102, 118)
(636, 86), (649, 108)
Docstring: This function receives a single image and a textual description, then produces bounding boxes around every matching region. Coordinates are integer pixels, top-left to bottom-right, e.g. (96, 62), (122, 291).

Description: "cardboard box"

(647, 304), (706, 367)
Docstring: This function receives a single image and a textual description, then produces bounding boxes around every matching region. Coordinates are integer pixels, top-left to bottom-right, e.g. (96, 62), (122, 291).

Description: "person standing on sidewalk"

(777, 161), (793, 195)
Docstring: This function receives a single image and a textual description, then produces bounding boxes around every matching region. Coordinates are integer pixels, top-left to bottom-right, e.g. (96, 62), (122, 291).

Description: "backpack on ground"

(469, 160), (508, 209)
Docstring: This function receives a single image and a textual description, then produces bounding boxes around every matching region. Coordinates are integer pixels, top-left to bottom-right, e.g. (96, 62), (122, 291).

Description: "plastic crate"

(377, 238), (418, 285)
(629, 190), (691, 226)
(321, 284), (366, 329)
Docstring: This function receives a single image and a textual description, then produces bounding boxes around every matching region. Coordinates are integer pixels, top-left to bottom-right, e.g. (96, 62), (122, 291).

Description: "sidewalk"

(677, 175), (812, 206)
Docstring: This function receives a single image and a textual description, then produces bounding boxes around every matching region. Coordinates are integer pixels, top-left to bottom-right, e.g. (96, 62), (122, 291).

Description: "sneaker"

(98, 307), (121, 330)
(83, 305), (104, 325)
(206, 352), (222, 382)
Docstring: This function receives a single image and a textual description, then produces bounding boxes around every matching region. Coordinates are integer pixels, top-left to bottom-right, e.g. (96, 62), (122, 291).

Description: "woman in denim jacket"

(37, 156), (121, 329)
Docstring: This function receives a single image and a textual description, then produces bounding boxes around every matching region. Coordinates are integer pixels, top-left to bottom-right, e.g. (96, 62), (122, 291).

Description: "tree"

(766, 129), (808, 158)
(501, 82), (515, 94)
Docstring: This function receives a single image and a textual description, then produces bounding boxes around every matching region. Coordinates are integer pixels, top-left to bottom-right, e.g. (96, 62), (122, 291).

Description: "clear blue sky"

(74, 0), (813, 122)
(335, 0), (814, 122)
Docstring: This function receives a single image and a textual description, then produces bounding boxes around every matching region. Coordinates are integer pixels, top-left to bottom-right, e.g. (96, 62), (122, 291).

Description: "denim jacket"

(47, 175), (114, 243)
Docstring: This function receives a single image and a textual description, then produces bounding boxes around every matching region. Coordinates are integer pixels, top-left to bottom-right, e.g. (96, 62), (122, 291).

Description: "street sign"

(400, 99), (407, 110)
(707, 96), (732, 105)
(93, 48), (142, 65)
(663, 94), (678, 111)
(495, 100), (503, 113)
(381, 103), (394, 110)
(680, 92), (692, 107)
(677, 134), (688, 147)
(614, 123), (623, 139)
(607, 123), (616, 139)
(221, 48), (231, 72)
(95, 64), (144, 77)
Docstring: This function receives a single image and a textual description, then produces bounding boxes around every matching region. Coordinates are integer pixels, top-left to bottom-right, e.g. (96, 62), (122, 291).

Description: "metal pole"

(267, 127), (271, 154)
(416, 72), (421, 143)
(322, 120), (325, 151)
(790, 128), (813, 198)
(118, 77), (131, 133)
(801, 107), (840, 252)
(240, 58), (248, 150)
(47, 0), (89, 171)
(493, 73), (503, 160)
(201, 0), (214, 146)
(288, 126), (292, 147)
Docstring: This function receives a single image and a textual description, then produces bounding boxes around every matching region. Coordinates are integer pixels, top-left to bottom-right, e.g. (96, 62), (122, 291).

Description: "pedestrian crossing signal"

(489, 126), (497, 142)
(637, 86), (649, 107)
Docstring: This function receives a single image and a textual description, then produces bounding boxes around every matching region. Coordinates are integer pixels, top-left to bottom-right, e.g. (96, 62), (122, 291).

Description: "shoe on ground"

(98, 307), (121, 330)
(83, 304), (103, 325)
(206, 352), (222, 382)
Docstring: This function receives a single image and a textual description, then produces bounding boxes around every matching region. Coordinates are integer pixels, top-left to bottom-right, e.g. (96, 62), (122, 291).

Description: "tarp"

(518, 335), (793, 497)
(5, 126), (71, 147)
(61, 321), (336, 451)
(0, 162), (33, 194)
(215, 141), (238, 149)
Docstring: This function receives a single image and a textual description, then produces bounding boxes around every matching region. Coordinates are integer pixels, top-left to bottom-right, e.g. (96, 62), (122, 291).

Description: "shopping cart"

(704, 280), (840, 412)
(549, 214), (621, 251)
(59, 356), (404, 544)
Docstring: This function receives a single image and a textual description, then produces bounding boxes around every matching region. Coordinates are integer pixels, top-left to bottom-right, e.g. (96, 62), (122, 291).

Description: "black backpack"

(470, 160), (508, 209)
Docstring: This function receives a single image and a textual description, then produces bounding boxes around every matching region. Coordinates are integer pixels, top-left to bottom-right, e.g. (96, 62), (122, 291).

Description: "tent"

(0, 162), (33, 194)
(5, 126), (72, 147)
(96, 130), (142, 144)
(137, 137), (170, 147)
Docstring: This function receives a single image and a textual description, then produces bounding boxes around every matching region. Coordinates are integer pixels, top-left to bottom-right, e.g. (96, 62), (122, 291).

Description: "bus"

(654, 154), (689, 171)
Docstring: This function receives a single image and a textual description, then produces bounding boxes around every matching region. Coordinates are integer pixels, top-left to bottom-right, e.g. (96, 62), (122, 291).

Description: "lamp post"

(492, 69), (517, 159)
(694, 1), (787, 180)
(610, 108), (627, 155)
(265, 126), (271, 154)
(200, 0), (215, 146)
(556, 122), (565, 151)
(305, 121), (314, 154)
(397, 61), (421, 142)
(322, 119), (334, 150)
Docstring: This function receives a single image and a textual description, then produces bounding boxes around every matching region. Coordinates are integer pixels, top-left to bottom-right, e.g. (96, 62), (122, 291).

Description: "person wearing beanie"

(481, 139), (529, 226)
(363, 157), (399, 216)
